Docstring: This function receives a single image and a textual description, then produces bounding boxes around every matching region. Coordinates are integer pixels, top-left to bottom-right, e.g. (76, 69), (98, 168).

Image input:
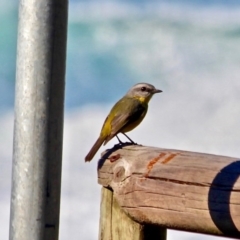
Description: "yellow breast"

(134, 95), (152, 104)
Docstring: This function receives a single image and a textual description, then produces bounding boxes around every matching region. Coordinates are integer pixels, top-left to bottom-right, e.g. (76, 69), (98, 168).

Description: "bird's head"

(126, 83), (162, 103)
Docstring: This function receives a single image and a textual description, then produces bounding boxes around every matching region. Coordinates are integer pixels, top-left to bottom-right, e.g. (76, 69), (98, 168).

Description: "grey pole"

(9, 0), (68, 239)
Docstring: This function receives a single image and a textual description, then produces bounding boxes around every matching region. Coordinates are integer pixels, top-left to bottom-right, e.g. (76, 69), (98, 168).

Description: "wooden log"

(97, 145), (240, 239)
(98, 187), (167, 240)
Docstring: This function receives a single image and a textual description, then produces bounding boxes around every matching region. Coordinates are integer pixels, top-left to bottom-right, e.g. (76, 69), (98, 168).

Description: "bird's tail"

(85, 136), (105, 162)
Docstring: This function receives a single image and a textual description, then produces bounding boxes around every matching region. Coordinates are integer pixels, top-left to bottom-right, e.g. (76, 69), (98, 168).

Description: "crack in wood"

(147, 176), (211, 187)
(124, 206), (183, 212)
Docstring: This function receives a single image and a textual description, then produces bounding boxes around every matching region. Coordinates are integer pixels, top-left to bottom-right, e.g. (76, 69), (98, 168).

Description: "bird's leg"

(122, 133), (136, 145)
(116, 135), (124, 145)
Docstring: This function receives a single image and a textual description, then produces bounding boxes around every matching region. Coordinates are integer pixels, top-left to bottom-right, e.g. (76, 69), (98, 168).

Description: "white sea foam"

(0, 112), (13, 240)
(69, 1), (240, 25)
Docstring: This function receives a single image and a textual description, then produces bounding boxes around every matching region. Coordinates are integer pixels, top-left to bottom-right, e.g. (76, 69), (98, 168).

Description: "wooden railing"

(98, 144), (240, 240)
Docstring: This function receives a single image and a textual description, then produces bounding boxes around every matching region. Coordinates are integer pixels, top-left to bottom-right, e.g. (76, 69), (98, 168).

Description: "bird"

(85, 83), (162, 162)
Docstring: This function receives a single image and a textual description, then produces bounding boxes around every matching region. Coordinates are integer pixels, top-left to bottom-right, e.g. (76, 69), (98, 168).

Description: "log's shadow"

(208, 161), (240, 238)
(97, 142), (135, 169)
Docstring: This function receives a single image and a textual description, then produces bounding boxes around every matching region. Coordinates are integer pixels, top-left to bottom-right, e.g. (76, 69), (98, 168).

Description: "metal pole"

(9, 0), (68, 239)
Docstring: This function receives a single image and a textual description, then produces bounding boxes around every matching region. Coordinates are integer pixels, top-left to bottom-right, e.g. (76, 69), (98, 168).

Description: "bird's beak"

(153, 89), (162, 94)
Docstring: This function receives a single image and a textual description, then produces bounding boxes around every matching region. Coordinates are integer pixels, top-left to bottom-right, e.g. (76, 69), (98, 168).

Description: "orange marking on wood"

(161, 153), (177, 164)
(144, 153), (166, 177)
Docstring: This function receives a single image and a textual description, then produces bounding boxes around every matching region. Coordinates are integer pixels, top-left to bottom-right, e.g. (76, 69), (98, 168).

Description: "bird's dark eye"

(141, 87), (147, 92)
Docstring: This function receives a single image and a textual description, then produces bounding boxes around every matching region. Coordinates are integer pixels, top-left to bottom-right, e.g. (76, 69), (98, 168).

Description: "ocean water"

(1, 0), (240, 239)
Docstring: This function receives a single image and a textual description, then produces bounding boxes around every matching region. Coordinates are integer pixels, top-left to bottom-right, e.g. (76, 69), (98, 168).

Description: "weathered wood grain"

(98, 187), (167, 240)
(98, 145), (240, 239)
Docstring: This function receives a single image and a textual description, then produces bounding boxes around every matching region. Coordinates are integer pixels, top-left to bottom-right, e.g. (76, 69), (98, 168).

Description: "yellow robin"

(85, 83), (162, 162)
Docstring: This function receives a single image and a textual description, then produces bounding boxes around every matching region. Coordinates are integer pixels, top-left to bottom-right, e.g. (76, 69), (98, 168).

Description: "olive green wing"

(103, 98), (146, 144)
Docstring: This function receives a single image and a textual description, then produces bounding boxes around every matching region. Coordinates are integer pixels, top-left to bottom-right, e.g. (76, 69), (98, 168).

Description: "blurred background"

(1, 0), (240, 239)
